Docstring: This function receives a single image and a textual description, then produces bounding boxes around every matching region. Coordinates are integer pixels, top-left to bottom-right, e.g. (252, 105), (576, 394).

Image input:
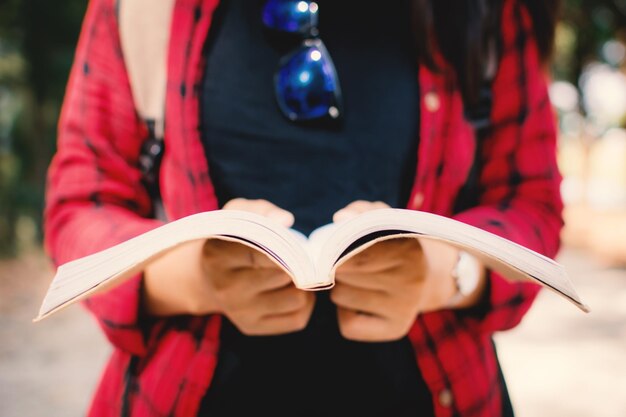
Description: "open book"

(35, 208), (590, 321)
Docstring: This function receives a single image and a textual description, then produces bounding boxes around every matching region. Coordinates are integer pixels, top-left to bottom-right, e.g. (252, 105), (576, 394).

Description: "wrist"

(446, 251), (487, 309)
(143, 240), (220, 316)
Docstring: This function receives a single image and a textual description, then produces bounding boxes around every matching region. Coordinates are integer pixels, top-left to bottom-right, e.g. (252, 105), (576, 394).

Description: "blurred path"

(495, 246), (626, 417)
(0, 246), (624, 417)
(0, 250), (110, 417)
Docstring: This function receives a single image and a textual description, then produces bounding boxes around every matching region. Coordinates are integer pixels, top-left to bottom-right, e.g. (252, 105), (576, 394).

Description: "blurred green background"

(1, 0), (626, 257)
(0, 0), (87, 256)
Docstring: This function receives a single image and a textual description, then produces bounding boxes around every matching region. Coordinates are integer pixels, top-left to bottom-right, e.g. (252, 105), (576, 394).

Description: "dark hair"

(412, 0), (561, 107)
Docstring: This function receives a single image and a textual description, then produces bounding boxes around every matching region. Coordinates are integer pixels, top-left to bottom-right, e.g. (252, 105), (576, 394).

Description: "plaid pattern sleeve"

(43, 0), (165, 356)
(452, 0), (563, 334)
(406, 4), (564, 415)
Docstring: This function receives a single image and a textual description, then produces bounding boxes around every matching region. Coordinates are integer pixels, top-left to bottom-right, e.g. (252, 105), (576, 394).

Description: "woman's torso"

(198, 0), (432, 416)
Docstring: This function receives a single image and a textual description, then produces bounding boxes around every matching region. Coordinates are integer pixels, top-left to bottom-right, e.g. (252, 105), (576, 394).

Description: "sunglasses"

(262, 0), (343, 122)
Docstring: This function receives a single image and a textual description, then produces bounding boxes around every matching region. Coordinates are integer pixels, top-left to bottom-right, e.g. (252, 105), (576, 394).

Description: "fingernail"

(268, 210), (295, 227)
(334, 209), (358, 222)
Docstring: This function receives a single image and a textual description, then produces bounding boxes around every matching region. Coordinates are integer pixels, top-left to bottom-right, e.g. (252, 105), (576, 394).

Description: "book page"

(35, 210), (332, 322)
(312, 209), (589, 313)
(302, 222), (340, 263)
(35, 208), (589, 322)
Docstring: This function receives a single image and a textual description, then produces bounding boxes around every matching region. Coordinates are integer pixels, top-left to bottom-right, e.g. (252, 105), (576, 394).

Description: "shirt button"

(438, 388), (454, 408)
(411, 192), (424, 209)
(424, 91), (441, 112)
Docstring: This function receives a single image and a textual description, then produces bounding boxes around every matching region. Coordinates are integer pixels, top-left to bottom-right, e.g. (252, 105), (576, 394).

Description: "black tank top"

(198, 1), (433, 416)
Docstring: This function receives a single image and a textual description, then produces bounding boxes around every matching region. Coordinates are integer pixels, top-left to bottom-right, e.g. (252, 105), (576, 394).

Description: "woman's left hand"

(330, 200), (479, 342)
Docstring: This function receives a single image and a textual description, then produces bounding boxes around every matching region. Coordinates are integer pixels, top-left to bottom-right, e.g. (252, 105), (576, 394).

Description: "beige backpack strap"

(118, 0), (175, 139)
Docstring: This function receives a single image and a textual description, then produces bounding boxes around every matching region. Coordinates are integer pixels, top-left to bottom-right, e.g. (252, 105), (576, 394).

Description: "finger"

(330, 282), (392, 317)
(240, 294), (315, 336)
(336, 308), (399, 342)
(336, 238), (424, 274)
(334, 269), (401, 291)
(203, 238), (280, 269)
(337, 248), (405, 274)
(371, 236), (423, 252)
(223, 198), (295, 228)
(257, 286), (315, 316)
(346, 237), (422, 265)
(211, 266), (292, 296)
(241, 311), (309, 336)
(332, 200), (390, 223)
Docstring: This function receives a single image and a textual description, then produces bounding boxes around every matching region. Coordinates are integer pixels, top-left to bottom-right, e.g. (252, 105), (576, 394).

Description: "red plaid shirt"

(44, 0), (563, 415)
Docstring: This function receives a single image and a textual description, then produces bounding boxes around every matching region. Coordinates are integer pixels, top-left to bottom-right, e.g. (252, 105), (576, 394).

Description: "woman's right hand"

(142, 198), (315, 336)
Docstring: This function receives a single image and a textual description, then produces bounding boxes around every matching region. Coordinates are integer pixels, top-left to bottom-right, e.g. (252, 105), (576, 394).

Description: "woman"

(44, 0), (564, 416)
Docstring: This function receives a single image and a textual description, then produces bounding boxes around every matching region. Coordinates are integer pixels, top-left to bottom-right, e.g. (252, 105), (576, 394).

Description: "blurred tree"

(0, 0), (86, 257)
(554, 0), (626, 83)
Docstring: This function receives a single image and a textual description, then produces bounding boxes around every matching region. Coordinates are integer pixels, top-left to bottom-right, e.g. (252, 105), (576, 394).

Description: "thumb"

(265, 205), (295, 228)
(333, 200), (390, 223)
(223, 198), (295, 228)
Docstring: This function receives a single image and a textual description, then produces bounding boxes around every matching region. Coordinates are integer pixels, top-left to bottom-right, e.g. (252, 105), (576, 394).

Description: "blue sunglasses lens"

(262, 0), (319, 34)
(274, 40), (341, 121)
